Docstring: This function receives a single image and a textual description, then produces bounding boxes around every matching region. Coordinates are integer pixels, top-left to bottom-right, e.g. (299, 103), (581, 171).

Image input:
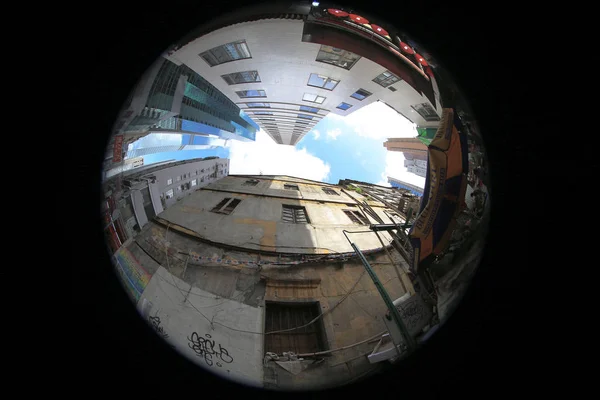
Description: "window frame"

(299, 105), (319, 114)
(281, 204), (310, 224)
(322, 187), (339, 196)
(211, 198), (241, 215)
(284, 184), (300, 191)
(236, 89), (267, 98)
(350, 88), (372, 101)
(411, 103), (440, 122)
(337, 102), (353, 110)
(199, 40), (252, 67)
(372, 70), (401, 88)
(264, 301), (326, 356)
(246, 102), (270, 108)
(302, 93), (326, 104)
(343, 209), (370, 225)
(166, 178), (173, 185)
(221, 70), (261, 85)
(307, 73), (339, 91)
(315, 45), (361, 70)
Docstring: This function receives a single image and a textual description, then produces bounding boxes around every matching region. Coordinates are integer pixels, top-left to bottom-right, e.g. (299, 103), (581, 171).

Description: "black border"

(65, 0), (544, 397)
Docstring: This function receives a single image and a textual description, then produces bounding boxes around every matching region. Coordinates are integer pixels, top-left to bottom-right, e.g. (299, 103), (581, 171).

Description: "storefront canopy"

(408, 108), (469, 273)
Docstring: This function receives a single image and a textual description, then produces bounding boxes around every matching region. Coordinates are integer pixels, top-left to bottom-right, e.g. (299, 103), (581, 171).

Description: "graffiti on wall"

(114, 247), (151, 302)
(148, 315), (169, 339)
(397, 294), (434, 336)
(187, 332), (234, 368)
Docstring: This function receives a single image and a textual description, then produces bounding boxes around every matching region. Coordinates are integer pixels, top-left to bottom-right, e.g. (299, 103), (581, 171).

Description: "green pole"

(350, 242), (417, 351)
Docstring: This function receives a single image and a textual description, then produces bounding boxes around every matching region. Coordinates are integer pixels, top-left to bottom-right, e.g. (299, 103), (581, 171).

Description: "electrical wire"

(150, 221), (403, 361)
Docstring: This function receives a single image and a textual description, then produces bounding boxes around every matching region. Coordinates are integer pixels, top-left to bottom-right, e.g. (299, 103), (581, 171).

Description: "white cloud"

(382, 151), (426, 189)
(312, 129), (320, 140)
(129, 132), (182, 150)
(326, 101), (416, 140)
(228, 130), (331, 182)
(326, 128), (342, 140)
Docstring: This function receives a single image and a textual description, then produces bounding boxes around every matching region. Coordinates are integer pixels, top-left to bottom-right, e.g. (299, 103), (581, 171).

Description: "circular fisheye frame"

(101, 1), (489, 391)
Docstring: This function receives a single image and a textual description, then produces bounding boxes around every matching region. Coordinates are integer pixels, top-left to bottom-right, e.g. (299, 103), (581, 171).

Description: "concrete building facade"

(102, 157), (229, 254)
(167, 6), (442, 146)
(111, 174), (437, 390)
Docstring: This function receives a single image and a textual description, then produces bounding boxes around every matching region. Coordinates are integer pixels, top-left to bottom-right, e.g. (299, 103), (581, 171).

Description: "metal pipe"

(342, 230), (416, 351)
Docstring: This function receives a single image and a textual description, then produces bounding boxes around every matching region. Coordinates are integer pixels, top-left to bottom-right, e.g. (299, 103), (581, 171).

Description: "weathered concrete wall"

(260, 254), (410, 390)
(157, 176), (397, 254)
(138, 266), (265, 387)
(127, 219), (425, 390)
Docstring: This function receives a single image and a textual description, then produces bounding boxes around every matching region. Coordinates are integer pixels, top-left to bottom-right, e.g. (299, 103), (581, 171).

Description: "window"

(316, 45), (361, 70)
(322, 188), (339, 195)
(303, 93), (326, 104)
(246, 102), (270, 108)
(211, 198), (241, 215)
(344, 210), (370, 225)
(191, 179), (197, 187)
(411, 103), (440, 122)
(282, 205), (309, 223)
(254, 111), (273, 115)
(237, 90), (266, 98)
(243, 179), (259, 186)
(176, 176), (182, 182)
(373, 70), (400, 87)
(350, 88), (372, 101)
(300, 105), (319, 113)
(200, 40), (252, 66)
(307, 73), (339, 90)
(388, 86), (397, 92)
(264, 302), (325, 355)
(337, 102), (352, 110)
(166, 178), (173, 185)
(165, 189), (174, 199)
(221, 70), (261, 85)
(284, 184), (299, 190)
(298, 114), (313, 120)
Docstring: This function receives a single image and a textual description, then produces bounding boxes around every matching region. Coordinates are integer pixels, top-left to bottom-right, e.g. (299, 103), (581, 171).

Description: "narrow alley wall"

(138, 266), (265, 387)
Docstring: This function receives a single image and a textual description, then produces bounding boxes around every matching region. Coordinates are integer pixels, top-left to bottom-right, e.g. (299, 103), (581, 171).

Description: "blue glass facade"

(122, 57), (257, 142)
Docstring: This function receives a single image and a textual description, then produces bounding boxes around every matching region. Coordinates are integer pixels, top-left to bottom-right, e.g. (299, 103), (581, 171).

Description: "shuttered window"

(282, 205), (309, 223)
(211, 198), (241, 214)
(343, 210), (369, 224)
(264, 302), (325, 355)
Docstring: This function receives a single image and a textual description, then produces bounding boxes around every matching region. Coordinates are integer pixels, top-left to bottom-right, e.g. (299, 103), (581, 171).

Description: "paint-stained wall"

(157, 175), (399, 254)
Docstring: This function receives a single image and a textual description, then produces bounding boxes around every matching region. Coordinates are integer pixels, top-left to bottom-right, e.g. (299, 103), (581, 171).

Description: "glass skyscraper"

(120, 56), (259, 142)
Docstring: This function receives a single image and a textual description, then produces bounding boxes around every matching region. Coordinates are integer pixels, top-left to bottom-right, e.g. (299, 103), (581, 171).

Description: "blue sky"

(295, 114), (389, 184)
(133, 102), (426, 188)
